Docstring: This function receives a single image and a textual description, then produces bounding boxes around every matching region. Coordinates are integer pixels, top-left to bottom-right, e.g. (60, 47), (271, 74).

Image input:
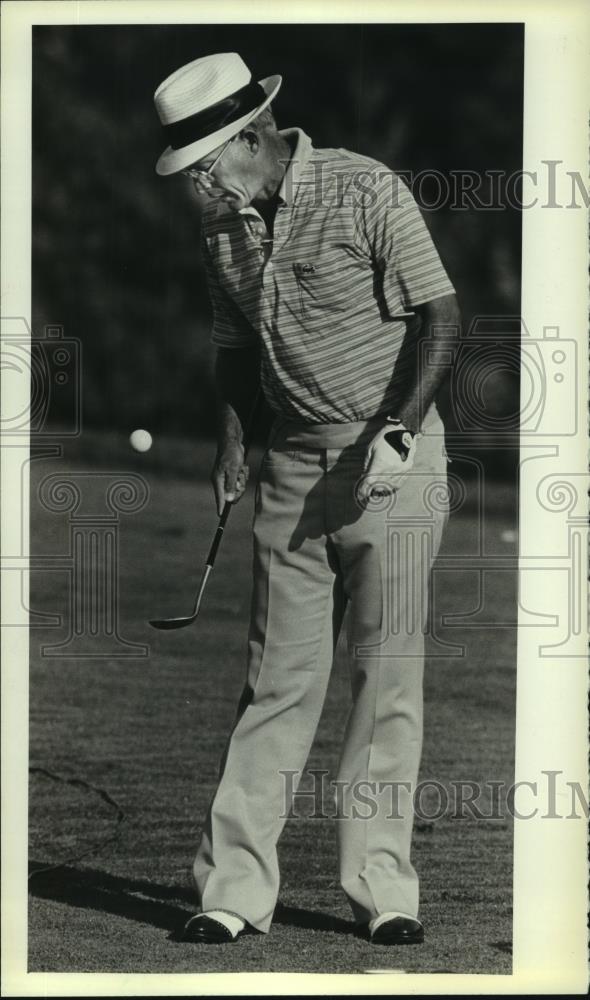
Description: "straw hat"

(154, 52), (282, 176)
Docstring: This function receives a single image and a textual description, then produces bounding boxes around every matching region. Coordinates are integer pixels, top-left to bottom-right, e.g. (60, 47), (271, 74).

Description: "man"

(153, 52), (460, 946)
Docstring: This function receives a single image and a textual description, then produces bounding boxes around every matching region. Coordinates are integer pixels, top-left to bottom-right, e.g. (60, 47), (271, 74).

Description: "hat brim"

(155, 74), (282, 176)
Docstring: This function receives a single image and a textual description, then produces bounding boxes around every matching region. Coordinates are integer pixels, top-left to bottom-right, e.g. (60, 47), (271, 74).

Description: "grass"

(27, 431), (517, 975)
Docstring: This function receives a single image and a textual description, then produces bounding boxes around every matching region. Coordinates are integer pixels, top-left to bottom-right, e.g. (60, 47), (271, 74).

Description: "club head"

(149, 565), (210, 632)
(148, 616), (197, 630)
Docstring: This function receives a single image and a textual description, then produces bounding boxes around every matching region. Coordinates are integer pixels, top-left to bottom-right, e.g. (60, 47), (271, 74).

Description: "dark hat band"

(164, 80), (267, 151)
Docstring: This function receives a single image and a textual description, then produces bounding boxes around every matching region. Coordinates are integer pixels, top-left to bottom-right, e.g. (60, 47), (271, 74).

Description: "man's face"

(184, 134), (262, 212)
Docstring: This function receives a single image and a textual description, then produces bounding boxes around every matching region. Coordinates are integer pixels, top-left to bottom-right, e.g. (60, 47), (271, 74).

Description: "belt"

(269, 417), (383, 451)
(269, 402), (444, 450)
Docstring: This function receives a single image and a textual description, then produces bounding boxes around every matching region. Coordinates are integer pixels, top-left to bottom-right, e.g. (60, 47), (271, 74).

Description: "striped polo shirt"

(202, 128), (455, 424)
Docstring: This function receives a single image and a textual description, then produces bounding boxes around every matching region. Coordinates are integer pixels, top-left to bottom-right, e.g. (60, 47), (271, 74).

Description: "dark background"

(32, 23), (524, 472)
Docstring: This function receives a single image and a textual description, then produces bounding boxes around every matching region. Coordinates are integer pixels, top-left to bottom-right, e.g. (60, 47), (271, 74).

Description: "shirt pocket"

(291, 249), (369, 318)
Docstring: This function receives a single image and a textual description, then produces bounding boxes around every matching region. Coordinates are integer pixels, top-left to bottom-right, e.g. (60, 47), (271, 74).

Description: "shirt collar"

(238, 127), (313, 217)
(276, 127), (313, 206)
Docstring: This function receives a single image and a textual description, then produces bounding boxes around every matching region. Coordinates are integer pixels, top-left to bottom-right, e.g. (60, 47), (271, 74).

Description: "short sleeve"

(201, 235), (259, 349)
(359, 170), (455, 311)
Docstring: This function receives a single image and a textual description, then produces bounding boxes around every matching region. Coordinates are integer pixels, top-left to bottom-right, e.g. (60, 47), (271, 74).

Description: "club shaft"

(205, 501), (231, 567)
(149, 390), (263, 628)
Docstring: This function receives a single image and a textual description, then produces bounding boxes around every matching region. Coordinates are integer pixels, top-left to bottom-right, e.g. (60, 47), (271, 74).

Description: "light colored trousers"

(193, 414), (449, 932)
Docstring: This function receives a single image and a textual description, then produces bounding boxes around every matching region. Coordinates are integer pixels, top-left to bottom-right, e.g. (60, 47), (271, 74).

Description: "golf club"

(149, 503), (231, 629)
(149, 391), (261, 631)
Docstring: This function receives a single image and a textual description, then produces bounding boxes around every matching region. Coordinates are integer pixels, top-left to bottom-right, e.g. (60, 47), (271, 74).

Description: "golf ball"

(130, 429), (152, 453)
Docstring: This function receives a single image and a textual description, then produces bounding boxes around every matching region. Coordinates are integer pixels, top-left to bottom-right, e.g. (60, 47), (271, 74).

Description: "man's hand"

(211, 441), (249, 516)
(356, 421), (417, 504)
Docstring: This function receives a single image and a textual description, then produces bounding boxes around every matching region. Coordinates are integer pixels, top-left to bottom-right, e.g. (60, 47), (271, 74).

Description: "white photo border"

(1, 0), (588, 995)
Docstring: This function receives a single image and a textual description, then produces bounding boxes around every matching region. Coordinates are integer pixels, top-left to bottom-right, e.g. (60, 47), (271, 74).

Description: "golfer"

(154, 52), (460, 946)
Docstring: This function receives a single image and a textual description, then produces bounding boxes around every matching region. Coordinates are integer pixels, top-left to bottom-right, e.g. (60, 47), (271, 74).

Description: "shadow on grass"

(490, 940), (513, 954)
(29, 861), (193, 934)
(29, 861), (356, 938)
(274, 901), (356, 935)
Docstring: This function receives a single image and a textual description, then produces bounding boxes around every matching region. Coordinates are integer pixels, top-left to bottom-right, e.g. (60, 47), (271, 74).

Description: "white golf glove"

(356, 418), (418, 504)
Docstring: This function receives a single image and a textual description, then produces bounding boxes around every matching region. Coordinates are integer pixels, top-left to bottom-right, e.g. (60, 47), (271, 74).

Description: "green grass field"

(28, 433), (516, 975)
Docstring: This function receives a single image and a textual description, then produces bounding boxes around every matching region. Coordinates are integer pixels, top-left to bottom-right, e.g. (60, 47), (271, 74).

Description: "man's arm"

(358, 293), (460, 502)
(211, 345), (260, 516)
(200, 228), (261, 514)
(396, 292), (461, 434)
(357, 171), (459, 497)
(357, 170), (458, 433)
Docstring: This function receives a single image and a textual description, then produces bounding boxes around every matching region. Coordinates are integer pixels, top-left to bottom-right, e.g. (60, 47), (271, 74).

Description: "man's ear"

(240, 127), (260, 156)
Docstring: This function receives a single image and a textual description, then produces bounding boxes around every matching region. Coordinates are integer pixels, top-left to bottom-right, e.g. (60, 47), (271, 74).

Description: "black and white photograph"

(1, 1), (588, 994)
